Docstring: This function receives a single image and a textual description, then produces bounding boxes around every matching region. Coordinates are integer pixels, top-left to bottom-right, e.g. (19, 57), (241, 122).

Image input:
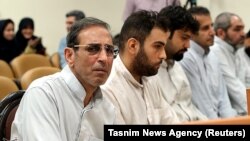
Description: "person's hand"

(28, 38), (41, 48)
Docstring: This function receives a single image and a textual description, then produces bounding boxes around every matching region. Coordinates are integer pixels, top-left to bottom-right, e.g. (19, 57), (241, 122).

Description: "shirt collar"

(190, 40), (207, 57)
(115, 55), (144, 88)
(161, 59), (173, 71)
(60, 65), (103, 107)
(214, 36), (236, 54)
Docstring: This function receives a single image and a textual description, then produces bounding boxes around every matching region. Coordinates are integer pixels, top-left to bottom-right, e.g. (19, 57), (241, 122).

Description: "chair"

(0, 60), (15, 79)
(50, 52), (61, 69)
(247, 88), (250, 115)
(0, 76), (19, 100)
(0, 90), (25, 140)
(10, 54), (52, 79)
(20, 66), (61, 89)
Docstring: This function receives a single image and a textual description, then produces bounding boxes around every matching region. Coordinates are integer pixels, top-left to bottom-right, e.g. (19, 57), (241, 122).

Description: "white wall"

(0, 0), (249, 55)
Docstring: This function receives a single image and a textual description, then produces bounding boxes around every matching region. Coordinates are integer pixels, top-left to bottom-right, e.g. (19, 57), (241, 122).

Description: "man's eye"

(106, 47), (114, 53)
(87, 45), (100, 52)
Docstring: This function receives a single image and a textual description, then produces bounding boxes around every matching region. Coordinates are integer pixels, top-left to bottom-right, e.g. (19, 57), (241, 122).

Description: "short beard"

(173, 49), (187, 61)
(132, 48), (159, 77)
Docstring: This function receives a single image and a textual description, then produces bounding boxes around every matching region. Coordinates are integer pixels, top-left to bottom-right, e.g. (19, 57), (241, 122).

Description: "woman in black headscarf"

(15, 17), (46, 56)
(0, 19), (19, 63)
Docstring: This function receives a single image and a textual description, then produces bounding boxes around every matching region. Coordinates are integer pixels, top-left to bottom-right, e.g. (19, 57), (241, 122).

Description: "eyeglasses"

(73, 43), (118, 57)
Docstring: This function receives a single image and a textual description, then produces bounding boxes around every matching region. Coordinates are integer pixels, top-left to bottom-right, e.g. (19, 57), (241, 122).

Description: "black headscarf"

(0, 19), (19, 63)
(15, 17), (46, 55)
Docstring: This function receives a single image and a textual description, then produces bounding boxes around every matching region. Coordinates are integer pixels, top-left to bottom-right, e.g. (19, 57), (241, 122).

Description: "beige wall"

(0, 0), (125, 55)
(0, 0), (249, 55)
(180, 0), (250, 32)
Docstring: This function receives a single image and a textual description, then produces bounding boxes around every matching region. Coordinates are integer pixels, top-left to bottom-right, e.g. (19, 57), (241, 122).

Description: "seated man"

(156, 6), (207, 122)
(181, 6), (237, 119)
(58, 10), (85, 68)
(101, 10), (179, 124)
(11, 17), (117, 141)
(210, 12), (247, 115)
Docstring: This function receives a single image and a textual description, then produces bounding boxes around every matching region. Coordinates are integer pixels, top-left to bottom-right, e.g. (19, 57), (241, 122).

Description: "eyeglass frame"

(73, 43), (119, 57)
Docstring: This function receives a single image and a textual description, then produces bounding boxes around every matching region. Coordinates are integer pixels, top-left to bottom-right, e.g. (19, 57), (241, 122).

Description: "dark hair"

(18, 17), (34, 30)
(159, 6), (199, 39)
(113, 33), (120, 47)
(0, 19), (14, 42)
(188, 6), (210, 16)
(246, 29), (250, 38)
(119, 10), (169, 53)
(66, 10), (85, 21)
(67, 17), (111, 49)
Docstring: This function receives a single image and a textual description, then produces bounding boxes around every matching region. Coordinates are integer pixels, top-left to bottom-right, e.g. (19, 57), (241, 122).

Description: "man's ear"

(64, 47), (75, 67)
(127, 38), (140, 55)
(216, 28), (226, 39)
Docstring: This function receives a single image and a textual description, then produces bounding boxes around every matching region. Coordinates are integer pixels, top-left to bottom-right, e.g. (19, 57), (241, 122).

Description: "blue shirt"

(58, 36), (67, 68)
(210, 36), (247, 115)
(181, 40), (237, 119)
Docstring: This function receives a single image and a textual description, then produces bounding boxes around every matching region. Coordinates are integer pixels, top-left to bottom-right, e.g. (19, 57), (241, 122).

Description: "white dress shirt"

(101, 55), (180, 124)
(181, 41), (237, 119)
(156, 60), (207, 121)
(210, 36), (247, 115)
(11, 65), (116, 141)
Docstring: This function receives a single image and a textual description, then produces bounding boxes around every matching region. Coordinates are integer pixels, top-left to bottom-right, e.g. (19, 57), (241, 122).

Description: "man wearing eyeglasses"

(101, 10), (179, 124)
(11, 17), (117, 141)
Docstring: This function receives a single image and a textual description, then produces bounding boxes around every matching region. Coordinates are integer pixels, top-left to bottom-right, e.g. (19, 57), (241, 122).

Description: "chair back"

(0, 90), (25, 140)
(0, 60), (15, 79)
(0, 76), (19, 100)
(20, 66), (60, 89)
(10, 54), (52, 79)
(247, 88), (250, 115)
(50, 52), (61, 69)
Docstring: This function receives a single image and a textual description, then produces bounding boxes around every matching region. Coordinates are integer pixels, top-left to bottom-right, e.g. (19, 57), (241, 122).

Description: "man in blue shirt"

(181, 6), (237, 118)
(58, 10), (85, 68)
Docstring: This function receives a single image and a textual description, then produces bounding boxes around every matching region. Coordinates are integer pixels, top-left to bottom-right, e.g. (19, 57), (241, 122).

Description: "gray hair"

(67, 17), (111, 48)
(214, 12), (240, 32)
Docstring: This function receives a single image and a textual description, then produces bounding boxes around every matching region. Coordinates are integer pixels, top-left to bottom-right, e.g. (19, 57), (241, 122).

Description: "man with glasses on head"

(11, 17), (118, 141)
(101, 10), (179, 124)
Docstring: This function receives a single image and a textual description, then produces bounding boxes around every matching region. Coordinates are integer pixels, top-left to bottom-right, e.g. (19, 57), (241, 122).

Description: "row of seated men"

(4, 5), (250, 141)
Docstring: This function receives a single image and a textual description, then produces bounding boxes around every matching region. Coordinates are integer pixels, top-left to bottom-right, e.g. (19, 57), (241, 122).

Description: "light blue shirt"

(210, 36), (247, 115)
(181, 40), (237, 119)
(235, 47), (250, 88)
(156, 60), (207, 121)
(58, 36), (67, 68)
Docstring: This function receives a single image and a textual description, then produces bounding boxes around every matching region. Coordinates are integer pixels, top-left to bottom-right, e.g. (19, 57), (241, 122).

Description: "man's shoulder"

(27, 72), (61, 90)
